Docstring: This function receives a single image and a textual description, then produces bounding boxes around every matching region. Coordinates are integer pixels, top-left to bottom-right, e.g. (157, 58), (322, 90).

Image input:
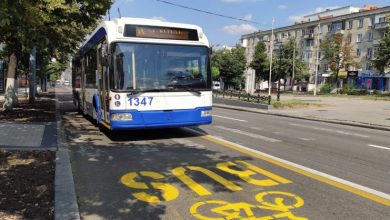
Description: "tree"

(372, 14), (390, 73)
(250, 41), (269, 87)
(320, 33), (357, 92)
(0, 0), (113, 109)
(211, 66), (220, 81)
(210, 45), (246, 89)
(279, 37), (309, 84)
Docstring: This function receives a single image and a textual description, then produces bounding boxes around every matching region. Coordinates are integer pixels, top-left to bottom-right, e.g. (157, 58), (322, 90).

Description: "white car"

(63, 81), (70, 86)
(212, 81), (221, 90)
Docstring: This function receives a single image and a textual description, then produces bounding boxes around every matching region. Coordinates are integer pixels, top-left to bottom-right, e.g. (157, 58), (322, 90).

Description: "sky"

(107, 0), (389, 46)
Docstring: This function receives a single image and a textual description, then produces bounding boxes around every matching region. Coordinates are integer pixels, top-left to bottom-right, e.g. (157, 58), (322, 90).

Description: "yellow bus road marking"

(184, 127), (390, 207)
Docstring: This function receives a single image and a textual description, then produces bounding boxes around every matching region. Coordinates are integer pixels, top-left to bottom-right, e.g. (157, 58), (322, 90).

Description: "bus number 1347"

(129, 97), (154, 106)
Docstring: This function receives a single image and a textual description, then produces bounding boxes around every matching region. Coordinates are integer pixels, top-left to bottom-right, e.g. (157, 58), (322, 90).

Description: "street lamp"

(276, 42), (283, 101)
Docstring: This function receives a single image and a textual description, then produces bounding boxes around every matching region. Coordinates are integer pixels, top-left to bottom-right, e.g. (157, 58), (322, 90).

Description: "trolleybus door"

(98, 43), (109, 122)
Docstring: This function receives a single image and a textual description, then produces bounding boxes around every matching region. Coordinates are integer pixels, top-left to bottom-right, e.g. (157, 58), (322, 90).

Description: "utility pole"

(314, 22), (320, 96)
(292, 38), (296, 92)
(29, 46), (36, 103)
(277, 44), (282, 101)
(268, 18), (274, 105)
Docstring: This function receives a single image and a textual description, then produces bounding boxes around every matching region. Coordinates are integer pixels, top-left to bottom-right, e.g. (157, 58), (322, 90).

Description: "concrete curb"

(214, 103), (390, 132)
(54, 89), (81, 220)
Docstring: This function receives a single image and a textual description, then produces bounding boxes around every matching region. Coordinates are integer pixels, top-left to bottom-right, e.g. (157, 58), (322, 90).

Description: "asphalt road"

(56, 87), (390, 220)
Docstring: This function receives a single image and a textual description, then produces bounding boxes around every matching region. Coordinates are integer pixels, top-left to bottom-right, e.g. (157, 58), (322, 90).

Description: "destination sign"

(124, 25), (199, 41)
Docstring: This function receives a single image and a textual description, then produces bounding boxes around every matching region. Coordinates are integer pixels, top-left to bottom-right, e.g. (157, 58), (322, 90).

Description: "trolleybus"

(72, 18), (212, 130)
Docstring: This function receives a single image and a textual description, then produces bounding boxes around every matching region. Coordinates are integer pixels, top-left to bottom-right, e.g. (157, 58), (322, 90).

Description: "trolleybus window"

(112, 43), (210, 91)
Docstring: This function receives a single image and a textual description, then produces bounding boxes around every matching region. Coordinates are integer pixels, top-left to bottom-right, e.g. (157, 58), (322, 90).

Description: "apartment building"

(241, 5), (390, 91)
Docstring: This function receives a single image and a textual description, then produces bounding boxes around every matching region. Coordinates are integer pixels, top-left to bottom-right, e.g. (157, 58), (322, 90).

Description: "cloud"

(221, 0), (262, 2)
(278, 5), (287, 9)
(288, 6), (340, 23)
(150, 16), (167, 22)
(222, 24), (257, 35)
(244, 14), (253, 20)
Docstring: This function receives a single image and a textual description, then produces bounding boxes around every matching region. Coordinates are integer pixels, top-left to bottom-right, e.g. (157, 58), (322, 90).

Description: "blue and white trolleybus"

(72, 18), (212, 130)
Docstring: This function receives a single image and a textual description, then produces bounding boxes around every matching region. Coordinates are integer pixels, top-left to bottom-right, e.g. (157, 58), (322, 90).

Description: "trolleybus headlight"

(111, 113), (133, 121)
(201, 110), (212, 117)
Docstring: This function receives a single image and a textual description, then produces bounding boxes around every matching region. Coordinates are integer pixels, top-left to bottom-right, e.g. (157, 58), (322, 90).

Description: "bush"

(319, 83), (333, 94)
(340, 85), (355, 94)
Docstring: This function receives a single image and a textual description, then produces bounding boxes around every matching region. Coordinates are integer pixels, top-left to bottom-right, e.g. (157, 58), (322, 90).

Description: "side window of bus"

(85, 49), (97, 88)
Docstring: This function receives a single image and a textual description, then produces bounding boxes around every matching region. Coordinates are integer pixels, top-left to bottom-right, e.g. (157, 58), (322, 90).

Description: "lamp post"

(276, 42), (283, 101)
(268, 18), (275, 105)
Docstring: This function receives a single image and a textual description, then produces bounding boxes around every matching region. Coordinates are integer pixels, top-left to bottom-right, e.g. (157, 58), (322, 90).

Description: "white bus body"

(72, 18), (212, 130)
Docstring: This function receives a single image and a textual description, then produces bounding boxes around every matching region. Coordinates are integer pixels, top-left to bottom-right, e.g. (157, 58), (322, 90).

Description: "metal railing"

(213, 90), (271, 105)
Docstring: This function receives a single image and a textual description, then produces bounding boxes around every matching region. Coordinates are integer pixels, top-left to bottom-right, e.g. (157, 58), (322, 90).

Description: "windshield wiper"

(168, 84), (202, 95)
(127, 89), (167, 95)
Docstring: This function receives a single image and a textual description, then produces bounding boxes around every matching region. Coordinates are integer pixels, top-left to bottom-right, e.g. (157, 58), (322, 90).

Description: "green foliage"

(0, 0), (113, 78)
(340, 85), (355, 94)
(272, 37), (309, 82)
(319, 83), (334, 94)
(372, 14), (390, 73)
(250, 41), (269, 81)
(211, 66), (220, 80)
(211, 45), (246, 87)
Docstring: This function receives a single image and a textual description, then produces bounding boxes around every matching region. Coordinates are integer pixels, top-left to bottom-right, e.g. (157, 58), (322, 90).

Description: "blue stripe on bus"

(81, 27), (107, 55)
(109, 107), (212, 130)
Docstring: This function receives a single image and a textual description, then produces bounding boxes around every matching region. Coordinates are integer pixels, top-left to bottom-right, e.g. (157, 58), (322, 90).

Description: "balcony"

(374, 22), (388, 30)
(327, 29), (345, 35)
(373, 39), (381, 45)
(304, 33), (314, 39)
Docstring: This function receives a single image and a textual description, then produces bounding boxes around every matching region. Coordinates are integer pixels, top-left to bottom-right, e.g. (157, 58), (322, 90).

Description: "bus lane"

(64, 112), (390, 219)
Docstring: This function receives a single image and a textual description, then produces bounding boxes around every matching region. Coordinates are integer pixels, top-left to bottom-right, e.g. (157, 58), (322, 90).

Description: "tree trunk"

(3, 53), (18, 110)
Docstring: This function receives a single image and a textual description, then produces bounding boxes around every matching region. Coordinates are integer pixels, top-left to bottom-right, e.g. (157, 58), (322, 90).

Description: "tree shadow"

(60, 100), (255, 219)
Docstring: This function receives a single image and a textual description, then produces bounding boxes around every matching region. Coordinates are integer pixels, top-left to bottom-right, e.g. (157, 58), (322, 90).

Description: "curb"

(54, 88), (81, 220)
(214, 104), (390, 132)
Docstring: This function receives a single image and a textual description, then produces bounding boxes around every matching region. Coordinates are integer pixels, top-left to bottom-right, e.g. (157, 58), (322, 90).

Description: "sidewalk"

(214, 94), (390, 131)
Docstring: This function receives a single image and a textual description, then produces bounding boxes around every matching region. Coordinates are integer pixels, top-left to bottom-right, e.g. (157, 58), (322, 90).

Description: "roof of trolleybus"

(80, 17), (210, 52)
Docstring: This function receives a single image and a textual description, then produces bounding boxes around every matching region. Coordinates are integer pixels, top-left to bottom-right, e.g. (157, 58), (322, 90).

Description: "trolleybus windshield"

(111, 43), (210, 92)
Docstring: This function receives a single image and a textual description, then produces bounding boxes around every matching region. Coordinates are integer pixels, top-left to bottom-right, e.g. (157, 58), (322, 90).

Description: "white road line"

(250, 127), (263, 131)
(368, 144), (390, 151)
(299, 138), (316, 141)
(289, 123), (369, 138)
(183, 127), (390, 204)
(213, 115), (247, 122)
(215, 125), (282, 142)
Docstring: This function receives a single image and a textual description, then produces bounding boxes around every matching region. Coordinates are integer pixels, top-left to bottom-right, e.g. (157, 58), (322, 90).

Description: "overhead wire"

(155, 0), (263, 25)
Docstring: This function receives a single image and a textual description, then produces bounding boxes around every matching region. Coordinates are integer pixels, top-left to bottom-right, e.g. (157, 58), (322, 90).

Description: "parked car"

(63, 80), (70, 86)
(212, 81), (221, 90)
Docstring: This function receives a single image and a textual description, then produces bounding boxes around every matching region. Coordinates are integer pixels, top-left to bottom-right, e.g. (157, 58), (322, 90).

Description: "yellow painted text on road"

(121, 160), (291, 203)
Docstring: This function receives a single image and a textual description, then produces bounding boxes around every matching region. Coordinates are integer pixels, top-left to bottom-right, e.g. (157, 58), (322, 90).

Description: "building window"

(356, 49), (361, 57)
(366, 63), (372, 70)
(379, 17), (386, 23)
(347, 34), (352, 44)
(357, 34), (362, 43)
(358, 18), (363, 28)
(348, 20), (353, 29)
(367, 48), (373, 58)
(301, 29), (305, 36)
(323, 64), (329, 72)
(307, 52), (312, 59)
(318, 52), (321, 59)
(370, 17), (375, 27)
(368, 32), (373, 41)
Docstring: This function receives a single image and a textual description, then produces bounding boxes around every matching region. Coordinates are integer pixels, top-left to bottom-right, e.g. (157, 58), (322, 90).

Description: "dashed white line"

(213, 115), (247, 122)
(289, 123), (369, 138)
(368, 144), (390, 151)
(250, 127), (263, 131)
(215, 125), (282, 142)
(299, 138), (316, 141)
